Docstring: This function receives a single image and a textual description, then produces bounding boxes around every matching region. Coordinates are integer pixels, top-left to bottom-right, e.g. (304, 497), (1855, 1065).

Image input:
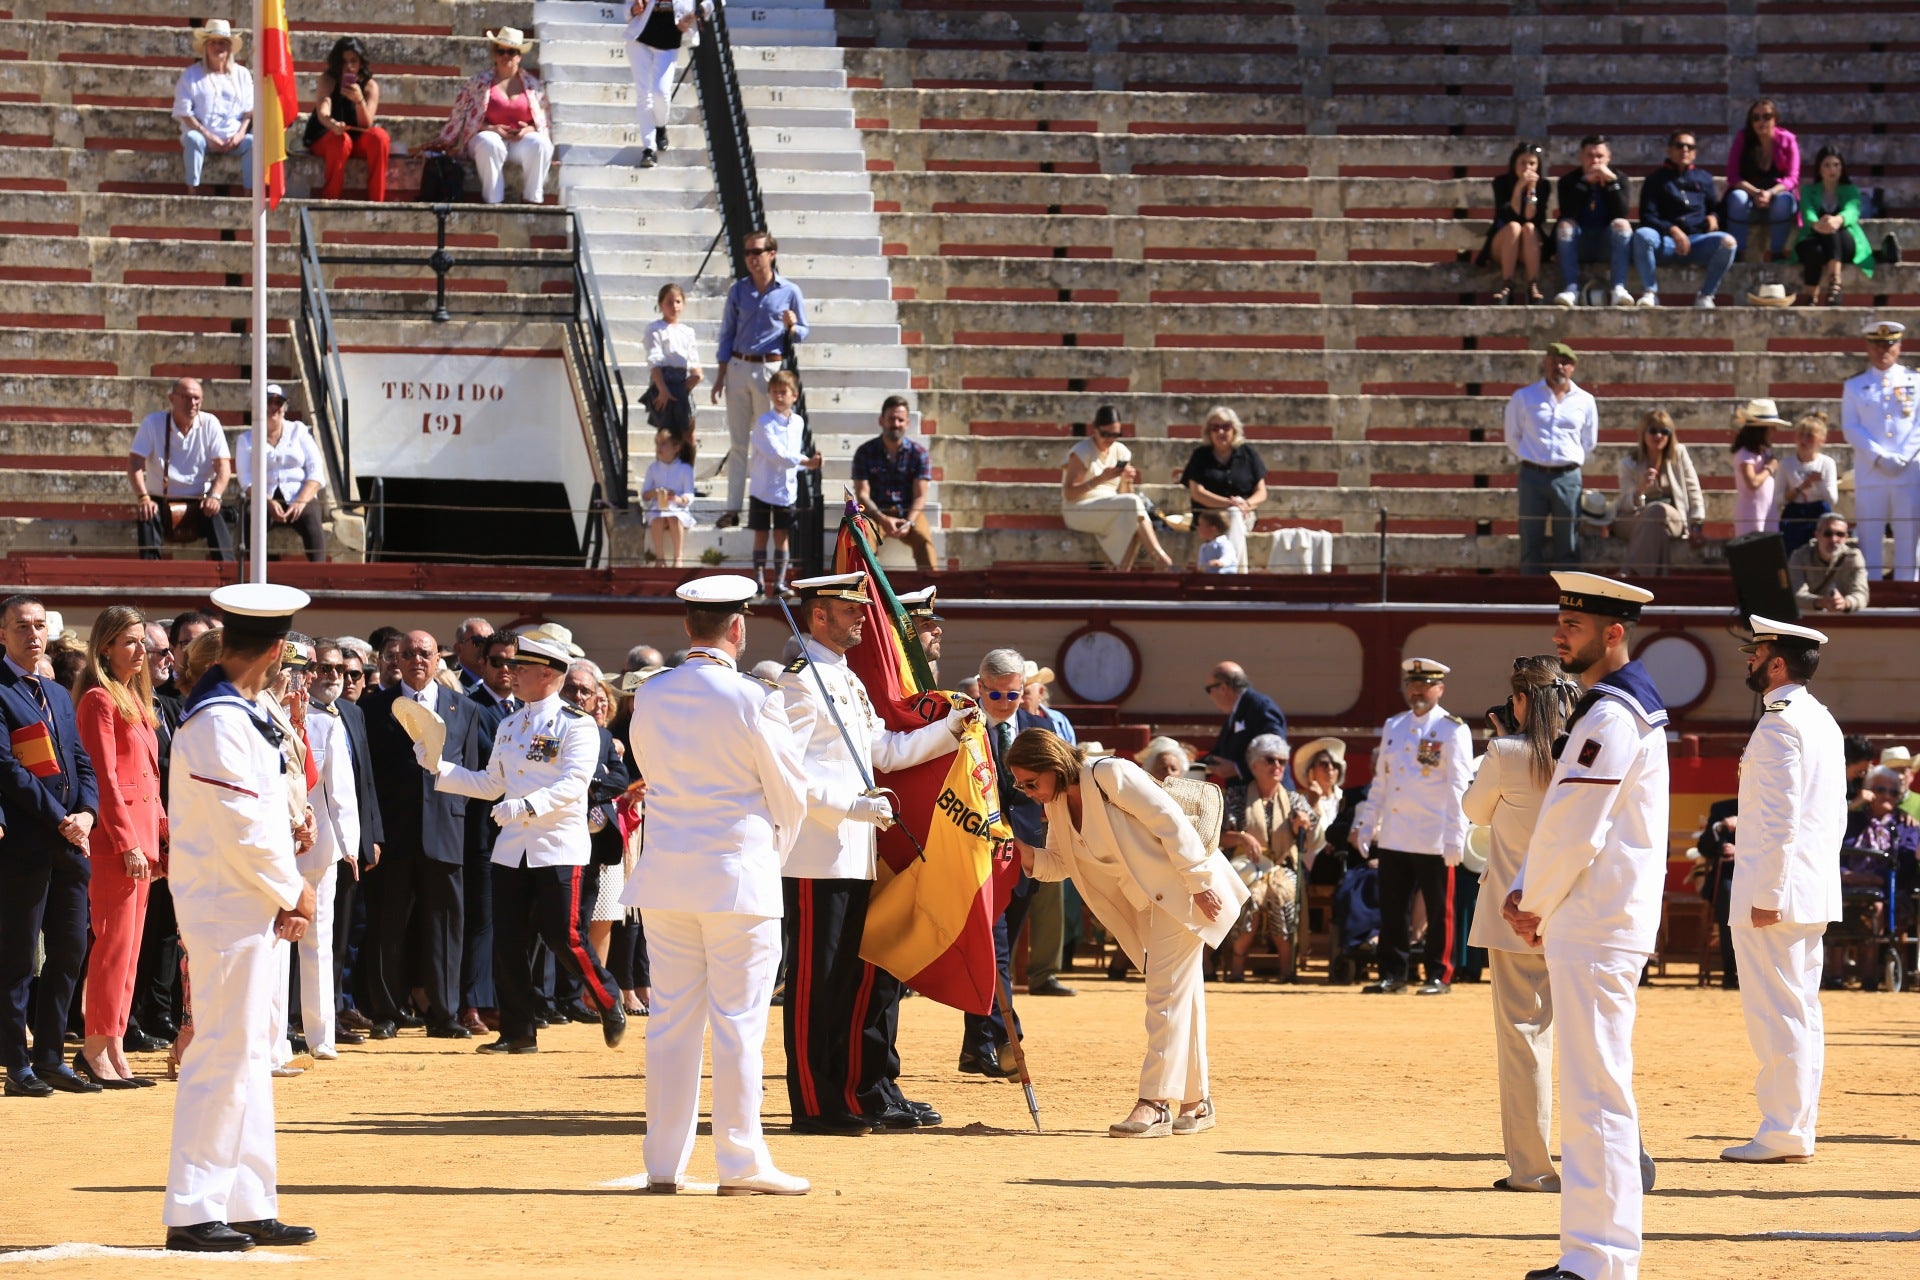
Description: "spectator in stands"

(1061, 406), (1174, 570)
(449, 618), (495, 690)
(304, 36), (391, 202)
(642, 426), (696, 567)
(1632, 129), (1736, 309)
(1730, 399), (1787, 536)
(1293, 736), (1347, 875)
(852, 395), (936, 573)
(172, 19), (253, 195)
(1180, 405), (1266, 573)
(128, 377), (234, 562)
(746, 370), (819, 596)
(1788, 512), (1869, 614)
(1726, 99), (1800, 262)
(1790, 146), (1898, 306)
(1778, 411), (1839, 555)
(1552, 135), (1633, 308)
(626, 1), (704, 168)
(646, 283), (700, 447)
(1504, 342), (1597, 574)
(624, 644), (665, 674)
(712, 230), (808, 529)
(1611, 409), (1704, 576)
(1485, 142), (1549, 305)
(1193, 510), (1235, 573)
(430, 27), (552, 205)
(1135, 736), (1191, 782)
(1202, 661), (1287, 786)
(232, 384), (327, 562)
(1219, 732), (1312, 981)
(1838, 769), (1919, 981)
(340, 645), (368, 702)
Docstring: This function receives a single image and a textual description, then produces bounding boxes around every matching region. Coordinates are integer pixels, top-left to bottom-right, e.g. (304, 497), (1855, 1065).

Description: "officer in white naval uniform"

(1505, 572), (1668, 1280)
(1724, 616), (1845, 1165)
(1353, 658), (1474, 994)
(161, 583), (317, 1253)
(418, 633), (626, 1054)
(778, 571), (970, 1135)
(1840, 318), (1920, 581)
(622, 574), (811, 1196)
(301, 644), (361, 1060)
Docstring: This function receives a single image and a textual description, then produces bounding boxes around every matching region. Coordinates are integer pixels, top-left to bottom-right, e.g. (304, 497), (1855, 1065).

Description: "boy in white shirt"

(1195, 509), (1238, 573)
(747, 370), (821, 596)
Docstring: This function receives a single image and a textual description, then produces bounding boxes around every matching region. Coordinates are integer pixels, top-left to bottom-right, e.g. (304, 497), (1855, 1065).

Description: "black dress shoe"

(1027, 977), (1077, 996)
(1523, 1268), (1582, 1280)
(72, 1051), (141, 1090)
(1361, 978), (1409, 994)
(791, 1113), (871, 1136)
(5, 1069), (53, 1098)
(231, 1218), (316, 1247)
(559, 1000), (599, 1025)
(39, 1063), (103, 1094)
(123, 1027), (169, 1053)
(166, 1222), (255, 1252)
(336, 1029), (366, 1046)
(394, 1012), (425, 1030)
(903, 1099), (942, 1126)
(601, 1002), (628, 1049)
(477, 1036), (539, 1055)
(426, 1023), (472, 1039)
(1415, 978), (1451, 996)
(289, 1034), (310, 1055)
(368, 1021), (397, 1041)
(869, 1104), (922, 1130)
(958, 1045), (1011, 1078)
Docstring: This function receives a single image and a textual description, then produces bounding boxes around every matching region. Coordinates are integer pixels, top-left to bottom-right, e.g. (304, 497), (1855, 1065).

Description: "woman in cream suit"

(1004, 729), (1249, 1138)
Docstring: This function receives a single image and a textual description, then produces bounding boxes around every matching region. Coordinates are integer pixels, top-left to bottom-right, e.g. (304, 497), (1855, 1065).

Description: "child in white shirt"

(747, 370), (820, 595)
(645, 281), (701, 446)
(642, 426), (696, 567)
(1195, 509), (1238, 573)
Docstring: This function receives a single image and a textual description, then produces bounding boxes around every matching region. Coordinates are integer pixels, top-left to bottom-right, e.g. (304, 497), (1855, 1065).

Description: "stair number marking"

(423, 413), (463, 435)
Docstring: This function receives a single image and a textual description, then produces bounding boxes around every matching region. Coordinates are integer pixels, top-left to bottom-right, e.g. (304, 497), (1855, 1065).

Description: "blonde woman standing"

(1612, 410), (1704, 576)
(1005, 728), (1248, 1137)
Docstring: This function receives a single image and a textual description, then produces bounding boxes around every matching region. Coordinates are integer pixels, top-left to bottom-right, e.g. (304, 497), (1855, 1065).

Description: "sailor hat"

(510, 633), (572, 672)
(279, 640), (310, 669)
(791, 571), (872, 604)
(1740, 615), (1829, 652)
(210, 582), (309, 637)
(1863, 319), (1906, 342)
(675, 574), (759, 610)
(1552, 571), (1653, 621)
(897, 585), (942, 621)
(1401, 657), (1450, 683)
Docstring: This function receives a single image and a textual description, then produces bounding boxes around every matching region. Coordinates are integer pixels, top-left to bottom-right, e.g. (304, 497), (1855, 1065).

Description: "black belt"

(1520, 460), (1580, 475)
(732, 353), (783, 364)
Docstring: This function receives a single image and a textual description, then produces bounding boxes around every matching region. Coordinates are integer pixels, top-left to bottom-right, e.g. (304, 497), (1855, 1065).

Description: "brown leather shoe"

(339, 1008), (373, 1033)
(459, 1007), (487, 1035)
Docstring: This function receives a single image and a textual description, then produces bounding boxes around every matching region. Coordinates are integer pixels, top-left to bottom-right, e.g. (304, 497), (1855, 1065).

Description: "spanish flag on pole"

(836, 503), (1013, 1016)
(259, 0), (297, 207)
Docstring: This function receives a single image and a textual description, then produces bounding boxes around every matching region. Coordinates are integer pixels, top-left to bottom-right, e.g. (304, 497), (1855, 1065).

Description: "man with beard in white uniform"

(162, 583), (317, 1253)
(1723, 616), (1845, 1165)
(623, 575), (812, 1195)
(1504, 571), (1667, 1280)
(1840, 318), (1920, 581)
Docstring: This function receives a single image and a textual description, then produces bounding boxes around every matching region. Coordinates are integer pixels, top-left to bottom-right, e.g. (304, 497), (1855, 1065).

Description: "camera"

(1485, 700), (1519, 736)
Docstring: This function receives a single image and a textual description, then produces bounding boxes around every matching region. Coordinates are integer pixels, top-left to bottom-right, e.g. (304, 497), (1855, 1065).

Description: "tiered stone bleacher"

(0, 0), (540, 557)
(825, 1), (1916, 571)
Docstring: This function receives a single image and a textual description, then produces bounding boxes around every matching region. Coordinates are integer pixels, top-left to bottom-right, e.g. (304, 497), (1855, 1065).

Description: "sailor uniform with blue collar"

(1840, 335), (1920, 581)
(1515, 655), (1669, 1280)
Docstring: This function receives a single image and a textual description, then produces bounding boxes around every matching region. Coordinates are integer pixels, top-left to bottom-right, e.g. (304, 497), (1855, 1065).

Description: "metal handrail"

(569, 214), (630, 509)
(296, 207), (354, 506)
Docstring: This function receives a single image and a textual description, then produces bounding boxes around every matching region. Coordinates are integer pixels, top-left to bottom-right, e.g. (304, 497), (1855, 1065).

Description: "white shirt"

(645, 318), (699, 370)
(131, 409), (230, 499)
(433, 692), (599, 869)
(1777, 451), (1838, 508)
(1353, 704), (1474, 860)
(172, 61), (255, 137)
(1840, 362), (1920, 482)
(303, 699), (359, 874)
(622, 647), (807, 917)
(1504, 378), (1599, 467)
(748, 409), (809, 507)
(1198, 534), (1237, 573)
(233, 418), (325, 501)
(1732, 683), (1845, 925)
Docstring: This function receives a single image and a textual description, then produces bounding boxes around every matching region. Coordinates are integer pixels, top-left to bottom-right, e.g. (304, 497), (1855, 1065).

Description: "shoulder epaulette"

(1764, 699), (1791, 714)
(1444, 712), (1466, 726)
(560, 703), (589, 718)
(746, 672), (780, 690)
(784, 656), (809, 674)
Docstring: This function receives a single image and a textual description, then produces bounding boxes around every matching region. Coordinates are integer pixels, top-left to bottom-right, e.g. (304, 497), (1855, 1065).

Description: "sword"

(772, 593), (928, 862)
(993, 969), (1042, 1132)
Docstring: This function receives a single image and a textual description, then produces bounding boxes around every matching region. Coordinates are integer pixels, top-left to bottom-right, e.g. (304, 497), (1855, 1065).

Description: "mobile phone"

(341, 70), (358, 89)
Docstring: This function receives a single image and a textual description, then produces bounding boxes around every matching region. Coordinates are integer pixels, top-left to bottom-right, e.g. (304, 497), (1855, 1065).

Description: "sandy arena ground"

(1, 971), (1916, 1278)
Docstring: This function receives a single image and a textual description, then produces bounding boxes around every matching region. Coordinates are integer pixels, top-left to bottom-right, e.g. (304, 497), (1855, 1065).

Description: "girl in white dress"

(646, 282), (701, 445)
(642, 427), (696, 566)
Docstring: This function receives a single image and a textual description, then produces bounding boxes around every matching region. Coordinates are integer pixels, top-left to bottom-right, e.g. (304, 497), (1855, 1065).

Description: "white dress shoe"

(312, 1046), (339, 1061)
(1720, 1140), (1811, 1164)
(718, 1168), (810, 1196)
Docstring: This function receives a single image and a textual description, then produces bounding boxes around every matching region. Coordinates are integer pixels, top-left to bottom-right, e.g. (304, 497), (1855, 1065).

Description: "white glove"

(490, 798), (523, 827)
(1442, 847), (1463, 868)
(850, 794), (896, 831)
(413, 740), (443, 773)
(945, 702), (982, 738)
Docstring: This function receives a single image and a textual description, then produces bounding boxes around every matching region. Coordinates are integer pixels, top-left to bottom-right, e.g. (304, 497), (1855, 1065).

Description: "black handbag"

(420, 152), (465, 203)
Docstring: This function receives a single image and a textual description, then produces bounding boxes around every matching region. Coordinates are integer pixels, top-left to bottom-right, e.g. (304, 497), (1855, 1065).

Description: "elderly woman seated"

(1134, 735), (1192, 782)
(172, 19), (253, 193)
(1217, 733), (1317, 981)
(1832, 767), (1920, 989)
(429, 25), (553, 205)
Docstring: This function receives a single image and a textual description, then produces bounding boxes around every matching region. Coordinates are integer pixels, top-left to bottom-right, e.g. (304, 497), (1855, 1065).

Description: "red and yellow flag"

(838, 504), (1013, 1016)
(8, 721), (60, 779)
(259, 0), (298, 208)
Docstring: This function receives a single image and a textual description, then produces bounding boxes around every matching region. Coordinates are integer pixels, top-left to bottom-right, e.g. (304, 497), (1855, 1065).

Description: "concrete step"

(592, 268), (892, 301)
(599, 294), (899, 326)
(585, 229), (883, 257)
(0, 61), (472, 116)
(542, 38), (846, 77)
(606, 317), (901, 347)
(611, 336), (907, 374)
(0, 100), (447, 153)
(547, 78), (852, 113)
(576, 205), (881, 238)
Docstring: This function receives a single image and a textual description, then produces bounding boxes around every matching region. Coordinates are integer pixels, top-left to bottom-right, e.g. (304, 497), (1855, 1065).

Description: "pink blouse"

(485, 81), (535, 129)
(1726, 126), (1801, 195)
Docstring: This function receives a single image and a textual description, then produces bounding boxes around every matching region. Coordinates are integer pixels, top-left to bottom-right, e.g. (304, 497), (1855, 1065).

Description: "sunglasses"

(1094, 427), (1122, 439)
(1869, 787), (1902, 797)
(1206, 423), (1233, 433)
(1011, 777), (1043, 794)
(1820, 529), (1850, 539)
(492, 47), (519, 57)
(1670, 142), (1697, 151)
(983, 689), (1021, 701)
(1646, 427), (1671, 437)
(310, 663), (343, 677)
(343, 669), (366, 682)
(486, 655), (513, 668)
(744, 247), (772, 258)
(1256, 755), (1285, 765)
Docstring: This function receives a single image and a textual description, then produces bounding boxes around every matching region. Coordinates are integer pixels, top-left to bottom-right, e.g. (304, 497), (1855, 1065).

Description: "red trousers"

(310, 125), (391, 201)
(85, 856), (151, 1037)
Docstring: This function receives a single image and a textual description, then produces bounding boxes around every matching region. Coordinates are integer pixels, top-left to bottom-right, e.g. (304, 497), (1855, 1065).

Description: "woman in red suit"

(74, 604), (163, 1088)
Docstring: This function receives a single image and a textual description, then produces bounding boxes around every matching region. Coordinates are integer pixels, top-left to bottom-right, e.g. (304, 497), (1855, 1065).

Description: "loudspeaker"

(1723, 531), (1799, 621)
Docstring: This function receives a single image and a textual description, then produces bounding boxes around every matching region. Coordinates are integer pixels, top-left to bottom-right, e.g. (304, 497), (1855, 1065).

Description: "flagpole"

(248, 0), (268, 584)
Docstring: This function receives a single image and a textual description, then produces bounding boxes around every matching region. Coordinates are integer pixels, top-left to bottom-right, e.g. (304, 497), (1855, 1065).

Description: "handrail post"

(429, 204), (454, 323)
(1377, 504), (1389, 604)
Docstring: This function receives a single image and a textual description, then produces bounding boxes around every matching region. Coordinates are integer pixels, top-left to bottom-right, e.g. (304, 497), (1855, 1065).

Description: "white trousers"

(267, 938), (291, 1070)
(1139, 906), (1208, 1103)
(295, 861), (339, 1053)
(641, 909), (781, 1182)
(1490, 948), (1558, 1190)
(625, 41), (678, 132)
(1545, 938), (1644, 1280)
(163, 924), (281, 1227)
(1853, 479), (1920, 581)
(1730, 922), (1827, 1156)
(469, 130), (554, 205)
(721, 358), (775, 512)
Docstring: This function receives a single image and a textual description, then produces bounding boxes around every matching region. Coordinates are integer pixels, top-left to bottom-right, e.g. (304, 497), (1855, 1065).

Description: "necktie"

(25, 674), (50, 717)
(996, 719), (1013, 759)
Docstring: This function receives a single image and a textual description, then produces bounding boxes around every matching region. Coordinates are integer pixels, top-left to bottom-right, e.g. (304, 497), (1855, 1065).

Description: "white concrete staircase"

(533, 0), (937, 568)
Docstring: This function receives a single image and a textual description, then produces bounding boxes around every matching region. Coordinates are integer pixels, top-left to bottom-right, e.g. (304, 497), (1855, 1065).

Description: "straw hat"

(1133, 735), (1190, 768)
(1291, 735), (1347, 782)
(517, 621), (584, 658)
(1021, 660), (1056, 687)
(486, 26), (535, 53)
(1735, 398), (1792, 431)
(1746, 283), (1794, 308)
(191, 19), (243, 56)
(1880, 745), (1915, 769)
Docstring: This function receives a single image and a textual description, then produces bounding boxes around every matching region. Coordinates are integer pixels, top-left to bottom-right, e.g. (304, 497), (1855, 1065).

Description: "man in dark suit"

(459, 632), (520, 1030)
(1203, 661), (1288, 785)
(306, 640), (382, 1043)
(357, 630), (481, 1039)
(0, 594), (101, 1097)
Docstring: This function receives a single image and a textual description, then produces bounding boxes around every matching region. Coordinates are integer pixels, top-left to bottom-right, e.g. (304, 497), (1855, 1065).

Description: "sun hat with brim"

(1735, 398), (1792, 431)
(486, 26), (534, 52)
(1291, 735), (1347, 783)
(1880, 745), (1915, 769)
(1747, 283), (1795, 308)
(192, 19), (243, 56)
(1133, 735), (1189, 768)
